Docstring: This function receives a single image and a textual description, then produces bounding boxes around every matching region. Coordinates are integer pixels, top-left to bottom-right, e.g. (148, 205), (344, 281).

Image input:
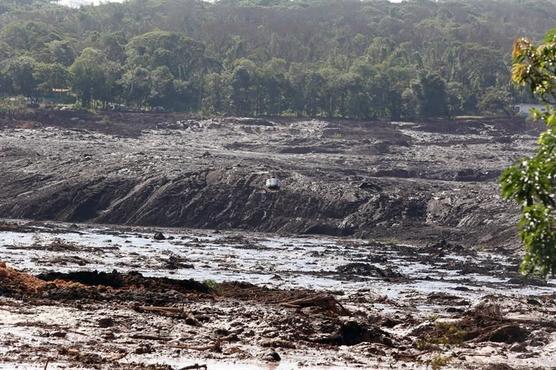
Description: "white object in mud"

(265, 178), (282, 190)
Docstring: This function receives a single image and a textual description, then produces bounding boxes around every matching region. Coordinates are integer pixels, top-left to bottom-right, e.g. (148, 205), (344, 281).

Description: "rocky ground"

(0, 110), (542, 249)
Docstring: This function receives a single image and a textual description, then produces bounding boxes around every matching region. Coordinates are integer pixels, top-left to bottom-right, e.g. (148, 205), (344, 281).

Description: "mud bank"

(0, 111), (541, 249)
(1, 221), (556, 369)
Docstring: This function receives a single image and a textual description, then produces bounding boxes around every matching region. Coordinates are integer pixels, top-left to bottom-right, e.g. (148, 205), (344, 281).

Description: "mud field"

(0, 111), (543, 248)
(0, 112), (554, 369)
(0, 220), (555, 369)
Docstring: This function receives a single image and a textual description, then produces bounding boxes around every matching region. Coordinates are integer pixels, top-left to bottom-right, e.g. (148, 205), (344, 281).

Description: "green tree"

(121, 67), (151, 108)
(0, 0), (555, 117)
(1, 56), (37, 98)
(46, 40), (76, 66)
(411, 71), (449, 118)
(446, 82), (466, 117)
(230, 60), (258, 115)
(125, 31), (205, 80)
(203, 72), (229, 114)
(401, 87), (418, 119)
(304, 70), (325, 117)
(34, 63), (71, 96)
(148, 66), (175, 108)
(500, 30), (556, 276)
(0, 21), (56, 53)
(478, 87), (513, 116)
(70, 48), (119, 107)
(259, 59), (288, 115)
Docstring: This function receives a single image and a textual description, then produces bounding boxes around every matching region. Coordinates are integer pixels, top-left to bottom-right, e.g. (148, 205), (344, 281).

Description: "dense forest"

(0, 0), (554, 119)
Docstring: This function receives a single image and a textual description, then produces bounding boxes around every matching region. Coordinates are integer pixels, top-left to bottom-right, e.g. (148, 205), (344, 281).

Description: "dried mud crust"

(0, 111), (543, 250)
(1, 260), (556, 369)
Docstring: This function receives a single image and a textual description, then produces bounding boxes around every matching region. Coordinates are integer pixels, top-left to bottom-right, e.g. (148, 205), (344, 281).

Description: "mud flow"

(1, 221), (555, 369)
(0, 113), (543, 248)
(0, 114), (554, 369)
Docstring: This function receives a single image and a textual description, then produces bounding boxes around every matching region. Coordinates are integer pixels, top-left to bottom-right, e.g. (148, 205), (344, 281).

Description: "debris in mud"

(98, 317), (115, 328)
(0, 261), (46, 294)
(415, 299), (535, 350)
(0, 221), (30, 232)
(260, 349), (281, 362)
(475, 324), (530, 344)
(336, 262), (404, 279)
(1, 223), (556, 369)
(135, 343), (154, 354)
(153, 232), (166, 240)
(482, 365), (516, 370)
(315, 321), (392, 346)
(47, 254), (89, 266)
(222, 117), (275, 127)
(421, 239), (470, 256)
(260, 338), (296, 349)
(178, 365), (207, 370)
(134, 305), (201, 324)
(41, 238), (81, 252)
(507, 275), (548, 286)
(467, 301), (504, 321)
(359, 181), (382, 191)
(37, 270), (212, 299)
(281, 294), (349, 315)
(58, 347), (106, 365)
(163, 255), (194, 270)
(426, 292), (470, 306)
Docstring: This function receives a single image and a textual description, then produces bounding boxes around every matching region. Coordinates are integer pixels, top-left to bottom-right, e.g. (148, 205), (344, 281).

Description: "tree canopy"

(0, 0), (555, 117)
(501, 29), (556, 277)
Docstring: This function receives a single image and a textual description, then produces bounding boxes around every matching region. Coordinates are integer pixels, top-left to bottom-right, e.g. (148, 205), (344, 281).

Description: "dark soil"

(0, 111), (542, 250)
(38, 270), (211, 294)
(0, 111), (553, 369)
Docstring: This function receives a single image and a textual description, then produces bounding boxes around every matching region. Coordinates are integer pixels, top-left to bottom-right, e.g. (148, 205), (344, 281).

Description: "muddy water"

(1, 221), (554, 306)
(2, 220), (556, 369)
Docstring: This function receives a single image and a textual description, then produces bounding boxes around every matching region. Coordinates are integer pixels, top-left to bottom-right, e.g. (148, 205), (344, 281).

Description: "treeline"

(0, 0), (554, 118)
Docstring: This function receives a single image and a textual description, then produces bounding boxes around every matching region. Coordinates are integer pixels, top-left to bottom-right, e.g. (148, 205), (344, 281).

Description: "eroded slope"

(0, 112), (540, 249)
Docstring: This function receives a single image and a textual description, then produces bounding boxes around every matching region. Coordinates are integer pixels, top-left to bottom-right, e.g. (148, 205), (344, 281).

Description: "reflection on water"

(1, 221), (555, 308)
